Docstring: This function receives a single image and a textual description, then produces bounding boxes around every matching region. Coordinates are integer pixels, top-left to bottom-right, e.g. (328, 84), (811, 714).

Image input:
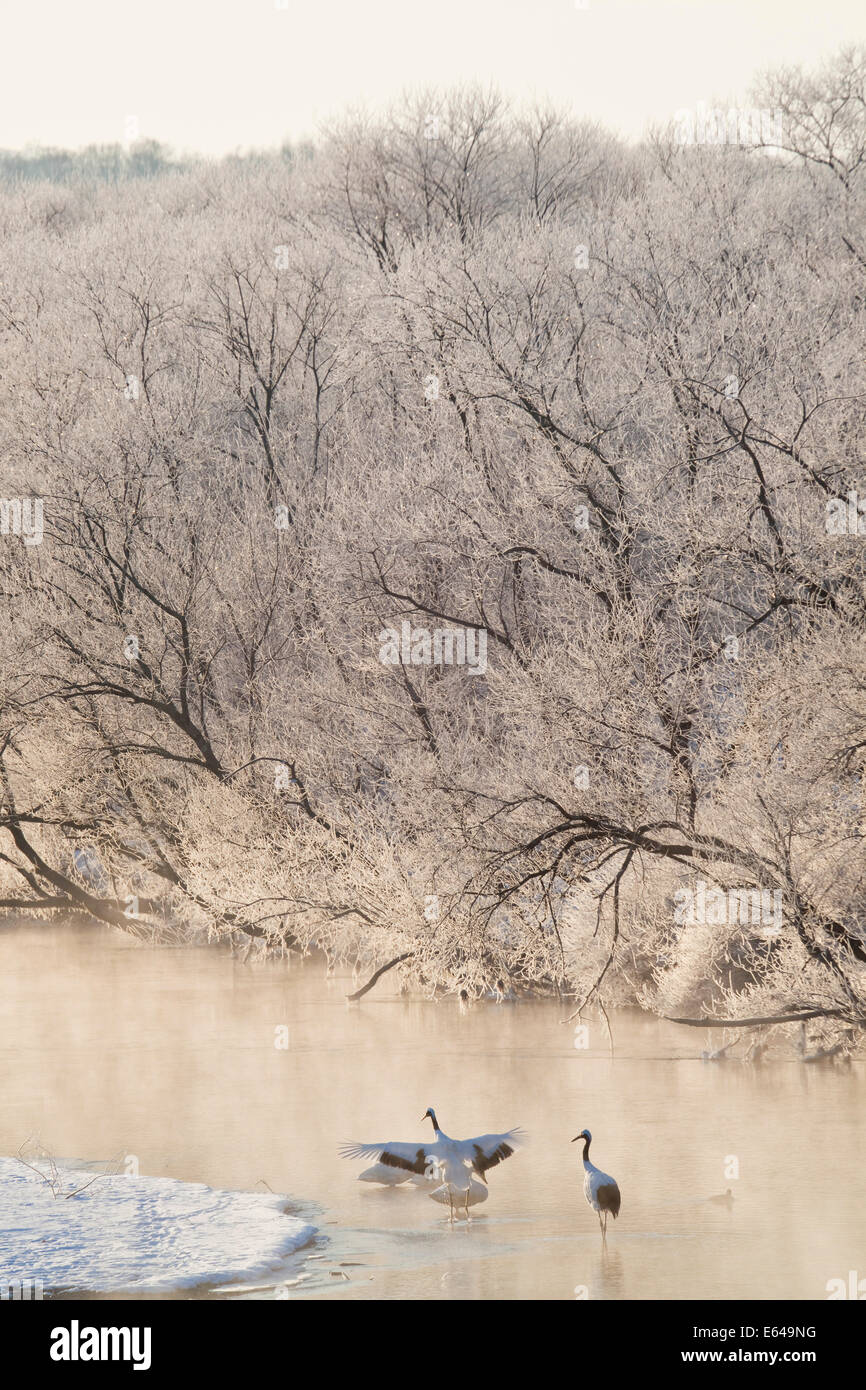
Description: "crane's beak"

(571, 1135), (581, 1142)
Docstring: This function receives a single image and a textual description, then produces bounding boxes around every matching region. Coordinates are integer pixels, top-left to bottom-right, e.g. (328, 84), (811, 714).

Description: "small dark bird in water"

(573, 1128), (621, 1239)
(708, 1188), (735, 1206)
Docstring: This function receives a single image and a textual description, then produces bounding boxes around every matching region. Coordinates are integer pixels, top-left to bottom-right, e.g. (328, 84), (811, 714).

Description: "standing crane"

(573, 1128), (621, 1239)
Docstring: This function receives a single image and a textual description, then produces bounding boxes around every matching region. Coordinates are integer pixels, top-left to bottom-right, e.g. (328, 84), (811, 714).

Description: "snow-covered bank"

(0, 1157), (317, 1294)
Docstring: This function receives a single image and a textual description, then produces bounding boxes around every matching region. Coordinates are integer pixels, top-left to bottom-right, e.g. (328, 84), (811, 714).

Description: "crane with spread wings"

(340, 1107), (526, 1222)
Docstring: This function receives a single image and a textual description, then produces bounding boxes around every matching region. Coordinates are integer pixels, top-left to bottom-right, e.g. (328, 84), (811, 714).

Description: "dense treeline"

(0, 139), (311, 185)
(1, 52), (865, 1054)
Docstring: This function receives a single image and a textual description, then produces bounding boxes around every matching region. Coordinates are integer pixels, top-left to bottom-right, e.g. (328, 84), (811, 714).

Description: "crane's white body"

(341, 1109), (523, 1221)
(583, 1160), (618, 1212)
(429, 1171), (489, 1209)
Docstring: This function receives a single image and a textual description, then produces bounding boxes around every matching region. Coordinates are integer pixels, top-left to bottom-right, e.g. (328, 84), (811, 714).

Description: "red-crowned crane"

(573, 1128), (621, 1239)
(340, 1107), (525, 1223)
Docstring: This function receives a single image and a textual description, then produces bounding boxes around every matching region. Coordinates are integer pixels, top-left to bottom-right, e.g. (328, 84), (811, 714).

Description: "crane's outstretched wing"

(465, 1128), (526, 1174)
(339, 1140), (436, 1176)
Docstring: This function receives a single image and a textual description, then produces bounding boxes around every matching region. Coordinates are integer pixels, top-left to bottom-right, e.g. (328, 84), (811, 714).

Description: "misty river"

(1, 920), (863, 1301)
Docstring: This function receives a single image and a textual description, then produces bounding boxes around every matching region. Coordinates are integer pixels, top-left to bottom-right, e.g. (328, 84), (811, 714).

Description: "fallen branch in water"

(663, 1008), (860, 1028)
(347, 951), (415, 1001)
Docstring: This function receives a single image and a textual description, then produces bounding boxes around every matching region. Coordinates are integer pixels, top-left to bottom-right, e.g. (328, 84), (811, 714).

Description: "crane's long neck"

(580, 1136), (592, 1163)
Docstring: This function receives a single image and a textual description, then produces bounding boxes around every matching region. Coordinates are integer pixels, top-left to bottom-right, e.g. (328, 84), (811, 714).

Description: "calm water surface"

(1, 921), (863, 1301)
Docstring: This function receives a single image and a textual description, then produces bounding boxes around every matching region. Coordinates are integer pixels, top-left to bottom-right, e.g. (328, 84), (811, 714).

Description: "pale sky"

(2, 0), (865, 154)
